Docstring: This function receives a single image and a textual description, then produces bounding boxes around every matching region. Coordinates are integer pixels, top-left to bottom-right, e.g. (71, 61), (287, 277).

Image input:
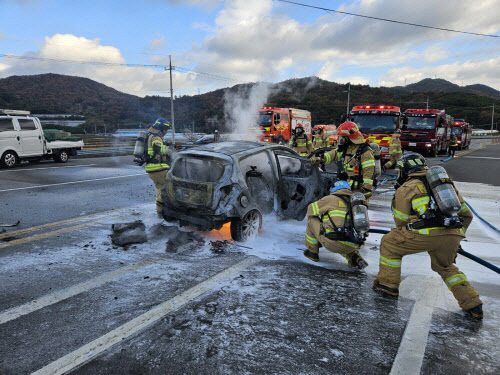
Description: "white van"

(0, 109), (84, 168)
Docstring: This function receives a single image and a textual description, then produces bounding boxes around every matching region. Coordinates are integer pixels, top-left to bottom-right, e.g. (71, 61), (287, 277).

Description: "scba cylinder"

(133, 131), (147, 158)
(369, 143), (381, 178)
(426, 166), (461, 217)
(350, 192), (370, 234)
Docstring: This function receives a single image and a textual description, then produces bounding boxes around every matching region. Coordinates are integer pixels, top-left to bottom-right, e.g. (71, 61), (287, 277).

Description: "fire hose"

(368, 228), (500, 275)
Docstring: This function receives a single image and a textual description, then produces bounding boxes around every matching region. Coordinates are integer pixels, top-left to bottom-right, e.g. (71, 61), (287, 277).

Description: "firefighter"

(311, 121), (375, 199)
(304, 180), (368, 269)
(373, 153), (483, 320)
(214, 129), (221, 142)
(312, 126), (330, 150)
(448, 132), (458, 157)
(382, 129), (402, 171)
(145, 118), (171, 217)
(289, 124), (312, 157)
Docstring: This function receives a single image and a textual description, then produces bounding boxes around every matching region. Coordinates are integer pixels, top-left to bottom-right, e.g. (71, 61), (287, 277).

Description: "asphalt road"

(0, 141), (499, 375)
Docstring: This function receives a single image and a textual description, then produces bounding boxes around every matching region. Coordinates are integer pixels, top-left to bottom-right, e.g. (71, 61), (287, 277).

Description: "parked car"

(162, 141), (336, 241)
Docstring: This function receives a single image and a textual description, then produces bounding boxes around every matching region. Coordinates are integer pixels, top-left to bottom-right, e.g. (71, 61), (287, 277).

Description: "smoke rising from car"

(223, 82), (272, 140)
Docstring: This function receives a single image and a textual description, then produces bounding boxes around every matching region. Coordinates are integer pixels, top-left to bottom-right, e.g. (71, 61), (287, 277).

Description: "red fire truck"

(349, 105), (401, 161)
(256, 107), (311, 144)
(451, 119), (472, 149)
(401, 109), (451, 157)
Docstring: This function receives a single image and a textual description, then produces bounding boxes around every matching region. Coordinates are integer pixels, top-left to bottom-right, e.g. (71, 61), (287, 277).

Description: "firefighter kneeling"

(373, 153), (483, 320)
(304, 180), (369, 269)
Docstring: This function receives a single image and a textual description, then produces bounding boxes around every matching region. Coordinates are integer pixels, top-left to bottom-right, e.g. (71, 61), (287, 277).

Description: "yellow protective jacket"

(391, 170), (473, 236)
(312, 133), (330, 150)
(290, 133), (313, 157)
(449, 136), (458, 147)
(307, 189), (358, 248)
(323, 144), (375, 197)
(389, 134), (402, 156)
(145, 127), (169, 173)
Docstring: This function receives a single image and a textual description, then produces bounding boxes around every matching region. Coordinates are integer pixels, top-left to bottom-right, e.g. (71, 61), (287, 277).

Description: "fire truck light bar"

(353, 105), (399, 111)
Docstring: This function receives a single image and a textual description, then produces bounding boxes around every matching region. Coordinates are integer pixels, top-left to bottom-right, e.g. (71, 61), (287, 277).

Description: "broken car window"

(172, 157), (224, 182)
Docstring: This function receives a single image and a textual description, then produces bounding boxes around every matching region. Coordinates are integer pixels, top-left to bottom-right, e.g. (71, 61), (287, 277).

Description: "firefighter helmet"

(395, 152), (427, 186)
(153, 118), (170, 132)
(329, 180), (351, 194)
(337, 121), (364, 144)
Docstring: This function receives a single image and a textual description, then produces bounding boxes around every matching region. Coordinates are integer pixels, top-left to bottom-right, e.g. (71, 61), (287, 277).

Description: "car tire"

(1, 151), (18, 168)
(54, 150), (69, 163)
(277, 136), (285, 145)
(230, 209), (262, 242)
(430, 145), (437, 157)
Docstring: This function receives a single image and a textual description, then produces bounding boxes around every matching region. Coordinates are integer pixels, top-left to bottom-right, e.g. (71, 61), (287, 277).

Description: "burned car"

(162, 141), (336, 241)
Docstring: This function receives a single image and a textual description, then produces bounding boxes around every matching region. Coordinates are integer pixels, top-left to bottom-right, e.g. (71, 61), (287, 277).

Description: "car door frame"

(15, 117), (44, 157)
(0, 116), (21, 157)
(273, 150), (323, 220)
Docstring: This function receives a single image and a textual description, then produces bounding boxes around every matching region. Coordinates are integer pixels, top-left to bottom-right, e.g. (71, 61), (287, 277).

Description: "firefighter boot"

(345, 251), (368, 270)
(465, 304), (483, 320)
(373, 279), (399, 297)
(304, 250), (319, 262)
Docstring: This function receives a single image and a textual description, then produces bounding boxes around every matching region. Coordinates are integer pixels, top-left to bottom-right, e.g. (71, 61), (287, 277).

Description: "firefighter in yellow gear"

(304, 180), (368, 269)
(373, 153), (483, 320)
(145, 118), (171, 216)
(448, 133), (458, 157)
(383, 130), (403, 171)
(311, 122), (375, 199)
(289, 124), (312, 157)
(312, 126), (330, 150)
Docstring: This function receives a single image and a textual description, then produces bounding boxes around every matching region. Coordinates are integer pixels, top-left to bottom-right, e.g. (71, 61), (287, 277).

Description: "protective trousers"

(305, 217), (359, 256)
(376, 228), (482, 310)
(147, 169), (168, 214)
(384, 153), (401, 170)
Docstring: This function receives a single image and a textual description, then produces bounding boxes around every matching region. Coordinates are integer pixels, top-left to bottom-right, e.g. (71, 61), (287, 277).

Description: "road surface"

(1, 140), (499, 374)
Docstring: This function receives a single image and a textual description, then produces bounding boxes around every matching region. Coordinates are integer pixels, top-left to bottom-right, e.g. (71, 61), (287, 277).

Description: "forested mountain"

(0, 73), (498, 133)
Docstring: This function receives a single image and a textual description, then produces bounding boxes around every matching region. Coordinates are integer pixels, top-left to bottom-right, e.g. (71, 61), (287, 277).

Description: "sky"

(0, 0), (499, 97)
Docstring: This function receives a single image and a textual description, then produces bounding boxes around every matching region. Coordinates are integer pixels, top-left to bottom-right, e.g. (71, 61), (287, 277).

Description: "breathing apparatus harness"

(405, 175), (463, 231)
(320, 194), (366, 246)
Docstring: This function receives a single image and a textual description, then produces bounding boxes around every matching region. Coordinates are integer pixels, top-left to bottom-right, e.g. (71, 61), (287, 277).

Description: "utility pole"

(168, 55), (176, 144)
(426, 96), (429, 109)
(345, 83), (351, 117)
(492, 103), (495, 132)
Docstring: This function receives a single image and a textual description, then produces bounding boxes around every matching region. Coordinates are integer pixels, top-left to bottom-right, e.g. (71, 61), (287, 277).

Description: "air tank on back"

(350, 192), (370, 234)
(426, 166), (461, 217)
(133, 131), (147, 158)
(368, 143), (381, 178)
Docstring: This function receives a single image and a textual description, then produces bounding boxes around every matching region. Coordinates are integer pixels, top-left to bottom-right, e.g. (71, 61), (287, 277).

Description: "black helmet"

(153, 118), (170, 132)
(395, 153), (427, 187)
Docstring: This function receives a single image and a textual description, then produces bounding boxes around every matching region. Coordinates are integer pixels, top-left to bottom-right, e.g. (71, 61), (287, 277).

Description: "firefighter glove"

(310, 156), (323, 165)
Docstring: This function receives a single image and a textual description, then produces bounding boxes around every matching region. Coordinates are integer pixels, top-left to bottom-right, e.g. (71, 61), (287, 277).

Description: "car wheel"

(1, 151), (18, 168)
(430, 145), (437, 157)
(230, 209), (262, 242)
(277, 136), (285, 145)
(54, 150), (69, 163)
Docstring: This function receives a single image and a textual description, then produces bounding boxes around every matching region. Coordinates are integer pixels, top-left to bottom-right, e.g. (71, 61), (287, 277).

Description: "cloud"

(0, 34), (203, 96)
(423, 45), (448, 63)
(163, 0), (220, 9)
(378, 57), (500, 89)
(149, 36), (165, 49)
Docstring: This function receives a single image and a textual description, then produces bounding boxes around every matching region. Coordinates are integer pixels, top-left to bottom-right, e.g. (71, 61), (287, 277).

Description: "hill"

(0, 74), (498, 133)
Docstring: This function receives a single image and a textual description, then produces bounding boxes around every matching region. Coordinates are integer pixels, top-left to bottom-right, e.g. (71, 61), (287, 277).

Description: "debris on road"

(111, 221), (147, 247)
(0, 220), (20, 227)
(149, 224), (204, 253)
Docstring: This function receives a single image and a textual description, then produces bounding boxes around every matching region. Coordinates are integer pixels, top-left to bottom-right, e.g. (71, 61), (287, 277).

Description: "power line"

(0, 53), (247, 84)
(275, 0), (499, 38)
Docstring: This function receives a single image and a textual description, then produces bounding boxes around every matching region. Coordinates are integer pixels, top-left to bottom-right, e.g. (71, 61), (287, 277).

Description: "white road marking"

(0, 256), (163, 325)
(32, 256), (259, 375)
(390, 276), (442, 375)
(462, 156), (500, 160)
(0, 164), (98, 173)
(0, 173), (146, 193)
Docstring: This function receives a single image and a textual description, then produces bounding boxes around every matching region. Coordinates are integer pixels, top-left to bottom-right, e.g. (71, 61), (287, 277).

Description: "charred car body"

(162, 141), (336, 241)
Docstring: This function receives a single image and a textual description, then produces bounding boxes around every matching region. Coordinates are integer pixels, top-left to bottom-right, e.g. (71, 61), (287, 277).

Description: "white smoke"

(223, 82), (272, 140)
